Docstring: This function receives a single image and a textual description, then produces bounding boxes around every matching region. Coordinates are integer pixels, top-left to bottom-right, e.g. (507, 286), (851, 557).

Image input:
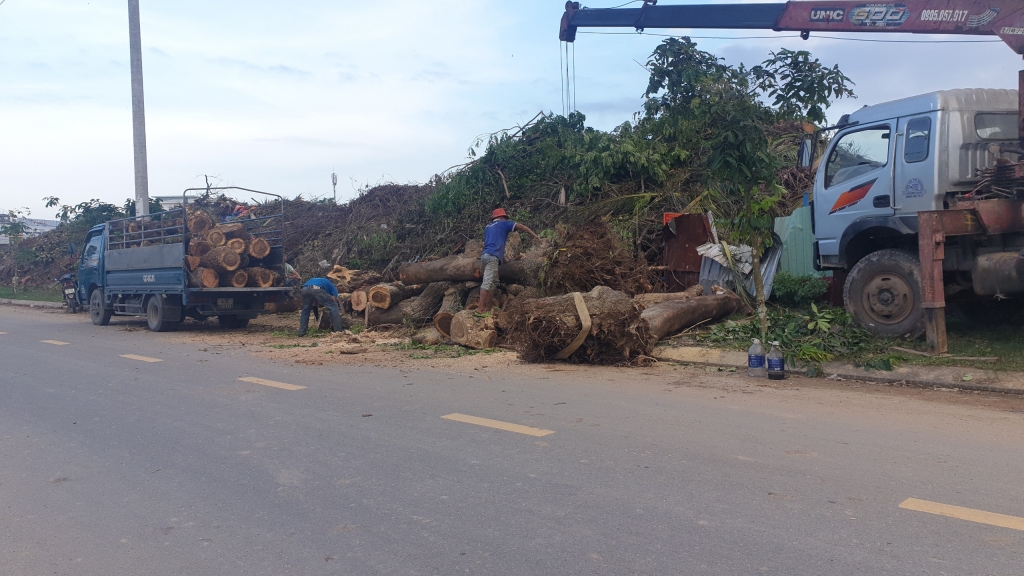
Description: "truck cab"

(811, 89), (1021, 336)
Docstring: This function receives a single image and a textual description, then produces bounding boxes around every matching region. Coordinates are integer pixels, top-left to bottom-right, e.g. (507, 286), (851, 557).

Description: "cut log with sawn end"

(199, 246), (241, 273)
(248, 237), (271, 259)
(220, 270), (249, 288)
(449, 309), (497, 350)
(189, 267), (219, 288)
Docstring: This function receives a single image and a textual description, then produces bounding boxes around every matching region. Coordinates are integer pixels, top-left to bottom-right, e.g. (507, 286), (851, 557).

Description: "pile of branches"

(545, 219), (656, 297)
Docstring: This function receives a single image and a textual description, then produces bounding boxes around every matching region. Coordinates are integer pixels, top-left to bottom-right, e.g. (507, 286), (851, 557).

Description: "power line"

(577, 30), (1002, 44)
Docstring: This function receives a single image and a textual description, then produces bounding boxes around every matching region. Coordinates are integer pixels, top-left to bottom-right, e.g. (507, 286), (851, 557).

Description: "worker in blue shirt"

(478, 208), (541, 312)
(297, 277), (347, 336)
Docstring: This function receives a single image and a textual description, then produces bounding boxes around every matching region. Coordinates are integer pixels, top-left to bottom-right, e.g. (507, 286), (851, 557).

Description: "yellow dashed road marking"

(120, 354), (163, 363)
(900, 498), (1024, 532)
(41, 340), (69, 345)
(238, 376), (306, 391)
(442, 413), (554, 437)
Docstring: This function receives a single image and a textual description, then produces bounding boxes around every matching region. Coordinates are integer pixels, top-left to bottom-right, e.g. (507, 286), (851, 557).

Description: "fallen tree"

(498, 285), (653, 364)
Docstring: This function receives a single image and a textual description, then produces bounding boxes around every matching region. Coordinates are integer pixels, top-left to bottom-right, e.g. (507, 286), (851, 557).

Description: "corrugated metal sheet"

(699, 239), (783, 299)
(773, 206), (826, 277)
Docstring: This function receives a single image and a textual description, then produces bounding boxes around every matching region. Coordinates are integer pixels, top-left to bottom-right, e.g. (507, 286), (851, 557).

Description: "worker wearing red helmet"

(478, 208), (541, 312)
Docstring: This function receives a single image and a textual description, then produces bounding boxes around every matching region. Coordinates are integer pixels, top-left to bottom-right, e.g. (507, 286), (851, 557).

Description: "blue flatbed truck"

(76, 187), (292, 332)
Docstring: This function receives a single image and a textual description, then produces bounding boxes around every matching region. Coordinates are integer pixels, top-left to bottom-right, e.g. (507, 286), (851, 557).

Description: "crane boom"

(559, 1), (1024, 55)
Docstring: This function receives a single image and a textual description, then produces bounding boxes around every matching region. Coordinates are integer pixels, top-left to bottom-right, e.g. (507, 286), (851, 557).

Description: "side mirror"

(798, 135), (814, 170)
(69, 242), (78, 256)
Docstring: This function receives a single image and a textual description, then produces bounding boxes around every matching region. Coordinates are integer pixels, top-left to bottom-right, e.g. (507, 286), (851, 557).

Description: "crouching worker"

(298, 277), (348, 336)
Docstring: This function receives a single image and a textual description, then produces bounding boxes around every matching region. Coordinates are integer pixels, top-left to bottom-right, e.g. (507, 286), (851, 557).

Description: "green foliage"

(44, 197), (126, 228)
(750, 49), (856, 124)
(772, 271), (828, 307)
(0, 209), (32, 241)
(704, 304), (890, 375)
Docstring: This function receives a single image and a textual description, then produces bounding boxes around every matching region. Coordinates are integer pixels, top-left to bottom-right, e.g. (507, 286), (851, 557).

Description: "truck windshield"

(825, 126), (891, 188)
(975, 113), (1018, 140)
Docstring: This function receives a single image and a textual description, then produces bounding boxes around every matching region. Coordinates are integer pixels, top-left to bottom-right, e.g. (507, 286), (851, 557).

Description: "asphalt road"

(2, 306), (1024, 575)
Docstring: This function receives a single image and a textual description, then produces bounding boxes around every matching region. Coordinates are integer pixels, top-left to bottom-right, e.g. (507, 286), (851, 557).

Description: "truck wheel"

(146, 296), (177, 332)
(844, 249), (925, 338)
(90, 289), (112, 326)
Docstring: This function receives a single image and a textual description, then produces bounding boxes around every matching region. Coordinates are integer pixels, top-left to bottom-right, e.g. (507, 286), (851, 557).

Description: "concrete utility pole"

(128, 0), (150, 216)
(332, 173), (338, 203)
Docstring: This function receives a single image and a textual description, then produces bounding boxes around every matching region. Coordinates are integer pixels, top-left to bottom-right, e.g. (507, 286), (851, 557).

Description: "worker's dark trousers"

(298, 286), (343, 335)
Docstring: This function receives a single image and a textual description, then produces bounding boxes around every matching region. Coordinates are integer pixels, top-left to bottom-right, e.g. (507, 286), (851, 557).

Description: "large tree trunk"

(220, 270), (249, 288)
(248, 237), (271, 259)
(450, 309), (497, 350)
(366, 299), (411, 327)
(199, 246), (241, 273)
(189, 267), (219, 288)
(186, 255), (201, 271)
(401, 281), (451, 325)
(641, 290), (743, 341)
(367, 283), (421, 310)
(634, 284), (704, 307)
(412, 327), (446, 346)
(498, 255), (546, 287)
(498, 286), (653, 364)
(399, 251), (550, 287)
(399, 255), (481, 284)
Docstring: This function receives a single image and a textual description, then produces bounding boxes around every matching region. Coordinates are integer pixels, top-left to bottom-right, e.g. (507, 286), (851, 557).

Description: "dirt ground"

(13, 305), (1024, 415)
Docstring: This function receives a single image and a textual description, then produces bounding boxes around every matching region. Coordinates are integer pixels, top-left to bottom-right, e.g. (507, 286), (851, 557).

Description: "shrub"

(772, 271), (828, 307)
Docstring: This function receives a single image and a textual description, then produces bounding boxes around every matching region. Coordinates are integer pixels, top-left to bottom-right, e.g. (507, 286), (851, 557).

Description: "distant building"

(0, 214), (60, 245)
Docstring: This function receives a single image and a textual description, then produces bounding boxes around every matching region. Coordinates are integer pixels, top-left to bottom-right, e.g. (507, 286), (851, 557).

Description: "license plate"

(64, 288), (76, 296)
(217, 298), (234, 310)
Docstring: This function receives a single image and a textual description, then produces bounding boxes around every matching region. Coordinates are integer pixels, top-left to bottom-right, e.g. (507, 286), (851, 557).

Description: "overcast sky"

(1, 0), (1021, 220)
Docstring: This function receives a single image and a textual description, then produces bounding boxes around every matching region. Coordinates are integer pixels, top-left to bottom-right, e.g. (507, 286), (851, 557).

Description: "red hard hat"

(492, 208), (508, 219)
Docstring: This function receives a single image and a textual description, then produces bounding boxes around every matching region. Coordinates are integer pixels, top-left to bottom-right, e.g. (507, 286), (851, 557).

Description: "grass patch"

(697, 300), (1024, 374)
(0, 286), (63, 303)
(388, 341), (500, 359)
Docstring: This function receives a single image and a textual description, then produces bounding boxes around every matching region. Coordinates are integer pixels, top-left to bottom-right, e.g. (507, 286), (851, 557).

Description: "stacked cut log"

(220, 269), (249, 288)
(189, 267), (219, 288)
(246, 267), (277, 288)
(365, 281), (451, 328)
(183, 209), (281, 288)
(367, 283), (422, 310)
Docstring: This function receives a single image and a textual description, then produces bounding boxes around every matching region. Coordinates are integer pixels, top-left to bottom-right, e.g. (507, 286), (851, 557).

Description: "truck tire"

(146, 296), (179, 332)
(844, 249), (925, 338)
(90, 289), (112, 326)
